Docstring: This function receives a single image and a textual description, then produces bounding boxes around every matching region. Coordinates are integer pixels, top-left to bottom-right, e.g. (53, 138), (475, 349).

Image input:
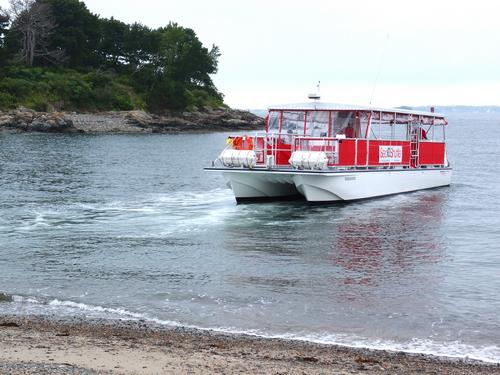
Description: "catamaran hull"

(220, 169), (452, 202)
(222, 171), (298, 200)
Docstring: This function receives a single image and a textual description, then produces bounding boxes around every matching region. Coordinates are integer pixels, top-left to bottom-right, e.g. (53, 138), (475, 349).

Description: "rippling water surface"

(1, 112), (500, 363)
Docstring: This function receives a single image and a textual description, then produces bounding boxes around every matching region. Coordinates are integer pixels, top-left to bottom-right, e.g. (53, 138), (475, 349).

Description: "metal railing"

(293, 136), (339, 165)
(215, 133), (445, 170)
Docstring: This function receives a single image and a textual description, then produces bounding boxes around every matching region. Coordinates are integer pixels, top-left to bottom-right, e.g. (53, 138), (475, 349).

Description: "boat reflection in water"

(222, 188), (447, 312)
(332, 190), (447, 290)
(219, 190), (450, 343)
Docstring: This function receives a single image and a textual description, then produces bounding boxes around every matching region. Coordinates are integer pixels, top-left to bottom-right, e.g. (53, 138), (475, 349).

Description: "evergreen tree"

(123, 23), (159, 70)
(97, 17), (128, 69)
(0, 9), (9, 66)
(140, 23), (221, 111)
(40, 0), (101, 68)
(157, 23), (219, 91)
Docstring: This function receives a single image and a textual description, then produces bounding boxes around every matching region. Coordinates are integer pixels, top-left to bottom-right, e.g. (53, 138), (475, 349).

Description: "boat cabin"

(244, 103), (448, 169)
(211, 102), (451, 202)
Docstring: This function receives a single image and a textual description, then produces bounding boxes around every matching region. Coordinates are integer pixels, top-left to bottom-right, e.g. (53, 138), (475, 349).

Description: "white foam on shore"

(3, 295), (500, 364)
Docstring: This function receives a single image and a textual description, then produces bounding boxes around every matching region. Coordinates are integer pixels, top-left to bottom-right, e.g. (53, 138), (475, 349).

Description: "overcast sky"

(2, 0), (499, 108)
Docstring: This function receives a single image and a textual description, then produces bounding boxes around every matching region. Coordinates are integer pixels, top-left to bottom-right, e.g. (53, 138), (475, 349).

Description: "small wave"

(2, 295), (499, 364)
(280, 334), (500, 365)
(3, 294), (185, 327)
(17, 212), (52, 231)
(48, 299), (181, 326)
(155, 188), (234, 207)
(12, 295), (42, 304)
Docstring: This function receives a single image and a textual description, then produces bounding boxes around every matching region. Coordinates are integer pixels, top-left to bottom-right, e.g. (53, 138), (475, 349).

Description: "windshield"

(282, 111), (305, 135)
(266, 110), (370, 138)
(306, 111), (329, 137)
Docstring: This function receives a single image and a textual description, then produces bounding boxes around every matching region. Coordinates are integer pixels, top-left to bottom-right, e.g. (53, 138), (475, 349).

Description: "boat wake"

(2, 294), (499, 365)
(13, 188), (237, 236)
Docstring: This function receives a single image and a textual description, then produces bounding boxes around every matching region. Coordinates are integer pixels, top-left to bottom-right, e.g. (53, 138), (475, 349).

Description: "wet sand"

(1, 315), (499, 374)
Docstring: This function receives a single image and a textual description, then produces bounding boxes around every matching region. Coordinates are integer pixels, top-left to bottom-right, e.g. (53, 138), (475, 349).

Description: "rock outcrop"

(0, 108), (79, 133)
(0, 107), (265, 134)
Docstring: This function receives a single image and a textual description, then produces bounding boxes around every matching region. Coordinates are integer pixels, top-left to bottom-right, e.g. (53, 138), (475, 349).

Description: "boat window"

(332, 111), (356, 138)
(427, 124), (445, 142)
(368, 121), (380, 139)
(306, 111), (329, 137)
(268, 111), (281, 133)
(282, 111), (306, 135)
(359, 112), (370, 139)
(393, 123), (408, 140)
(369, 121), (408, 140)
(371, 122), (392, 140)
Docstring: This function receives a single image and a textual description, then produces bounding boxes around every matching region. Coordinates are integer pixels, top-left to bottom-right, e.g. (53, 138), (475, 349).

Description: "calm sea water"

(1, 112), (500, 362)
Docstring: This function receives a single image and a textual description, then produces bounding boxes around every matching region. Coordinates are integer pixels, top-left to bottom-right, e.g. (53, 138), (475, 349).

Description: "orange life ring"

(233, 136), (243, 150)
(233, 136), (253, 150)
(245, 136), (254, 150)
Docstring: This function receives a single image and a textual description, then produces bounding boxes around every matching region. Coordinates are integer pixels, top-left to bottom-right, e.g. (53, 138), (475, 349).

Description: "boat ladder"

(410, 125), (420, 167)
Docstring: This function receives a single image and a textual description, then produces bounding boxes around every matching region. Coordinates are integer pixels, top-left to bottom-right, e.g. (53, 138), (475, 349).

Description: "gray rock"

(0, 108), (79, 133)
(1, 107), (264, 134)
(0, 293), (13, 303)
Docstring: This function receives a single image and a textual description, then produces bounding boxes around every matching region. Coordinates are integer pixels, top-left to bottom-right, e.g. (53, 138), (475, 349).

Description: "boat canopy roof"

(268, 102), (447, 124)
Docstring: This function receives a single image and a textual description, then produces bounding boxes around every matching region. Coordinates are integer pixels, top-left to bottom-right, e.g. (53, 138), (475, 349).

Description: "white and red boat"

(207, 101), (452, 202)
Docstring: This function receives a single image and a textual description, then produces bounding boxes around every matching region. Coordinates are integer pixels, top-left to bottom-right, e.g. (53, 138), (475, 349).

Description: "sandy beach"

(1, 315), (499, 375)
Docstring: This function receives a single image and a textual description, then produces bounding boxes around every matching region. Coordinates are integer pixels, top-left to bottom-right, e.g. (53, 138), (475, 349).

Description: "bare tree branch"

(8, 0), (65, 65)
(0, 7), (9, 22)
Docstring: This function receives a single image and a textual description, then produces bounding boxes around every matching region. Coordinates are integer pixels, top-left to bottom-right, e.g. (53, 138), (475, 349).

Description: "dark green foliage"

(0, 67), (139, 111)
(0, 11), (9, 66)
(97, 17), (129, 70)
(123, 23), (160, 70)
(157, 23), (218, 87)
(40, 0), (101, 68)
(133, 23), (223, 111)
(0, 0), (222, 112)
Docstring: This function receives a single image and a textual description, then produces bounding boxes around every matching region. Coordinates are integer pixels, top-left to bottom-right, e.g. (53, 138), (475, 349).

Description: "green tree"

(123, 23), (159, 71)
(0, 8), (9, 66)
(97, 17), (128, 69)
(137, 23), (222, 111)
(157, 23), (219, 91)
(40, 0), (101, 67)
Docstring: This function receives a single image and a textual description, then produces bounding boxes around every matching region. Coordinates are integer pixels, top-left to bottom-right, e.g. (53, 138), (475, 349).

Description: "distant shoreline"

(411, 106), (500, 114)
(0, 108), (264, 134)
(1, 314), (498, 374)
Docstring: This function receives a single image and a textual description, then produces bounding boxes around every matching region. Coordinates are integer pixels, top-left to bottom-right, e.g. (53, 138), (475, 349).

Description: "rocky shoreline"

(1, 314), (499, 374)
(0, 107), (264, 134)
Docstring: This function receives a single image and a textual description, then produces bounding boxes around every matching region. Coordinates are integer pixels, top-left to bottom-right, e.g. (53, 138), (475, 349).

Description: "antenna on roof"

(308, 81), (321, 101)
(369, 34), (389, 106)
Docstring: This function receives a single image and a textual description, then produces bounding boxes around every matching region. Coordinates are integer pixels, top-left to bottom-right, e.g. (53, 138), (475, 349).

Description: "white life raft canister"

(219, 149), (257, 168)
(289, 151), (328, 170)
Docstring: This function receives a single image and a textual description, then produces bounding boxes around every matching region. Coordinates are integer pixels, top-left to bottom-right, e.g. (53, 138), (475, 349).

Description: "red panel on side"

(275, 141), (292, 165)
(338, 140), (356, 166)
(337, 140), (411, 167)
(419, 142), (445, 165)
(356, 140), (367, 166)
